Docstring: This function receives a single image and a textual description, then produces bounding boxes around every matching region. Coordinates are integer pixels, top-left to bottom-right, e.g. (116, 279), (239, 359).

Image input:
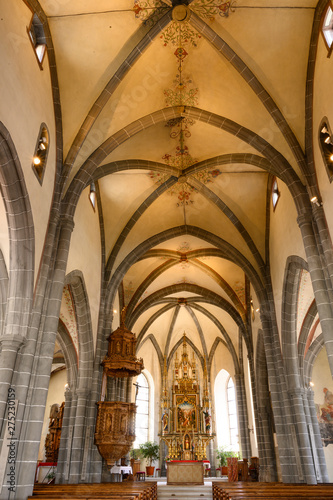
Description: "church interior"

(1, 0), (333, 499)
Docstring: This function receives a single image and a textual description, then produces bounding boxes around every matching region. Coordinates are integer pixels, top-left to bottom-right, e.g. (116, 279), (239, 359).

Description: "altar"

(159, 334), (215, 465)
(166, 461), (204, 485)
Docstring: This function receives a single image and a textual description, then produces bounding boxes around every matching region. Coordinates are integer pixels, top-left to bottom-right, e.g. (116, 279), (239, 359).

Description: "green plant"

(130, 448), (141, 460)
(139, 441), (160, 467)
(216, 445), (239, 467)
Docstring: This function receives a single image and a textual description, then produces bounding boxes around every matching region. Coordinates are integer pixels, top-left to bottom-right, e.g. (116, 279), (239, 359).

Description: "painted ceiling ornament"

(191, 0), (236, 21)
(133, 0), (168, 25)
(166, 116), (195, 140)
(164, 73), (199, 107)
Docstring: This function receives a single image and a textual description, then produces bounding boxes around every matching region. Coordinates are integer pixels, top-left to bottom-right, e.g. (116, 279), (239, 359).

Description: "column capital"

(297, 210), (313, 229)
(0, 334), (25, 350)
(60, 214), (75, 233)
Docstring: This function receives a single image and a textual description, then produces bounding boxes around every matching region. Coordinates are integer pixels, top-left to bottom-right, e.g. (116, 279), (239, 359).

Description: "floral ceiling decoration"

(133, 0), (236, 28)
(140, 1), (231, 205)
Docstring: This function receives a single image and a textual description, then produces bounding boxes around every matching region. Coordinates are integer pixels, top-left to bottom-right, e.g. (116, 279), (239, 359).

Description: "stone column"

(288, 388), (317, 484)
(234, 373), (251, 459)
(306, 387), (329, 482)
(69, 388), (90, 483)
(0, 335), (25, 427)
(10, 216), (75, 499)
(260, 314), (299, 482)
(56, 387), (73, 483)
(312, 204), (333, 293)
(297, 212), (333, 375)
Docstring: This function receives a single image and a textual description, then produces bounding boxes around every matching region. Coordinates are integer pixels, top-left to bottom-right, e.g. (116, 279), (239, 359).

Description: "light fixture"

(256, 308), (260, 313)
(322, 132), (332, 144)
(33, 156), (41, 165)
(113, 309), (117, 314)
(310, 381), (314, 387)
(310, 196), (318, 203)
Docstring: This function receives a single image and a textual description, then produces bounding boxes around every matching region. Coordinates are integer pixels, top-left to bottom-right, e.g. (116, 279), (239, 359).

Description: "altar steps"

(157, 482), (212, 500)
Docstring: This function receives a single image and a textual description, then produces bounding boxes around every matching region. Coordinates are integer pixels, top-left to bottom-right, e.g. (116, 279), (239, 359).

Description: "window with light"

(134, 373), (149, 447)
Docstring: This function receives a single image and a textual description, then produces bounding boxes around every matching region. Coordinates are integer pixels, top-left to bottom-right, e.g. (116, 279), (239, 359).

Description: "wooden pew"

(29, 481), (157, 500)
(212, 481), (333, 500)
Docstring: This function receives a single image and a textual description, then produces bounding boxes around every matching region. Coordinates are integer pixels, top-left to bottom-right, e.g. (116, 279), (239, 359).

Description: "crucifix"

(133, 382), (141, 403)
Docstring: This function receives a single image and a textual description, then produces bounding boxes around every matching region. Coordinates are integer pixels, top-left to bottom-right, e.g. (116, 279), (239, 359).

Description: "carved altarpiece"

(45, 402), (65, 462)
(160, 334), (214, 461)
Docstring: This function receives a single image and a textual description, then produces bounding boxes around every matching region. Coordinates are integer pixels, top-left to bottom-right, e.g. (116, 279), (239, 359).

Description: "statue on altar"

(159, 333), (215, 461)
(162, 411), (168, 432)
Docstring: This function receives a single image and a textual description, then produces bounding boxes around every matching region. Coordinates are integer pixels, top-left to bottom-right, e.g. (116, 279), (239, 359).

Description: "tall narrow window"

(28, 14), (47, 68)
(321, 3), (333, 56)
(214, 369), (239, 450)
(271, 178), (280, 211)
(134, 373), (149, 447)
(319, 119), (333, 182)
(227, 377), (239, 450)
(32, 124), (49, 185)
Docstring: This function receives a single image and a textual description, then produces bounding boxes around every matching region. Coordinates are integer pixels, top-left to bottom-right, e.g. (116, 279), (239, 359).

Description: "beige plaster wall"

(38, 368), (67, 461)
(312, 347), (333, 481)
(0, 0), (56, 279)
(269, 179), (306, 337)
(312, 35), (333, 236)
(66, 186), (102, 350)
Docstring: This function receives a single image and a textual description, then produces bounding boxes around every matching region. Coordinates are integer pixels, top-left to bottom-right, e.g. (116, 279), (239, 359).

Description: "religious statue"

(162, 411), (168, 432)
(203, 410), (211, 433)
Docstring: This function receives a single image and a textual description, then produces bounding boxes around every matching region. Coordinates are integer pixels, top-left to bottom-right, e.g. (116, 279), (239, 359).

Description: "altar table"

(166, 461), (204, 485)
(110, 465), (132, 482)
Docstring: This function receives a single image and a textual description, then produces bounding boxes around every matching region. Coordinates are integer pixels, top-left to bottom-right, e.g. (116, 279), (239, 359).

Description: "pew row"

(212, 481), (333, 500)
(29, 481), (157, 500)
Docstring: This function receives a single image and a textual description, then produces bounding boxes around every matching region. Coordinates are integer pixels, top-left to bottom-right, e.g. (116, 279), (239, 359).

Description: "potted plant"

(139, 441), (159, 476)
(129, 448), (141, 477)
(216, 446), (239, 476)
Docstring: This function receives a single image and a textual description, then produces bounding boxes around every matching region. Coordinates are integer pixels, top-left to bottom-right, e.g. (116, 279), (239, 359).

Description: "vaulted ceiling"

(47, 0), (317, 373)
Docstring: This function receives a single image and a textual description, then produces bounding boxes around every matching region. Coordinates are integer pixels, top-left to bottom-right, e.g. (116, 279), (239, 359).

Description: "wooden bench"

(30, 481), (157, 500)
(212, 481), (333, 500)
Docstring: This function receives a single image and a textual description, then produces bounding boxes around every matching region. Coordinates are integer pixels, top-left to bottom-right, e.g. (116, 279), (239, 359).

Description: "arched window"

(214, 369), (239, 450)
(28, 14), (47, 68)
(271, 177), (280, 211)
(321, 3), (333, 56)
(319, 119), (333, 182)
(227, 377), (239, 449)
(134, 373), (149, 446)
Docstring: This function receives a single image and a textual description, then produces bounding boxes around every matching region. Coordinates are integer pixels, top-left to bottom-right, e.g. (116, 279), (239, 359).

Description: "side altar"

(159, 334), (215, 464)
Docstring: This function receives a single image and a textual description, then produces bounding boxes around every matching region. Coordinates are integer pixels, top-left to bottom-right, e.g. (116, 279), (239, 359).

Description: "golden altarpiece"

(160, 334), (214, 461)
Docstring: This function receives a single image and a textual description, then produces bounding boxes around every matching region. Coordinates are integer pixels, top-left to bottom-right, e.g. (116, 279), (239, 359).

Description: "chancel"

(1, 1), (333, 500)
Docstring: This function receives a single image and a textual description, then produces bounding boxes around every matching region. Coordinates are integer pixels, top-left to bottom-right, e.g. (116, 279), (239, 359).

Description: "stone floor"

(145, 477), (227, 500)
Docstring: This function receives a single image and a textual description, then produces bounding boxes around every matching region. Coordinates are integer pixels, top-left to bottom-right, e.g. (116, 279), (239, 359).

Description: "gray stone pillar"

(297, 212), (333, 375)
(69, 388), (90, 483)
(11, 215), (75, 499)
(0, 335), (25, 426)
(234, 373), (251, 459)
(208, 440), (216, 476)
(306, 387), (329, 482)
(260, 314), (299, 482)
(56, 387), (73, 483)
(288, 388), (316, 484)
(312, 205), (333, 293)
